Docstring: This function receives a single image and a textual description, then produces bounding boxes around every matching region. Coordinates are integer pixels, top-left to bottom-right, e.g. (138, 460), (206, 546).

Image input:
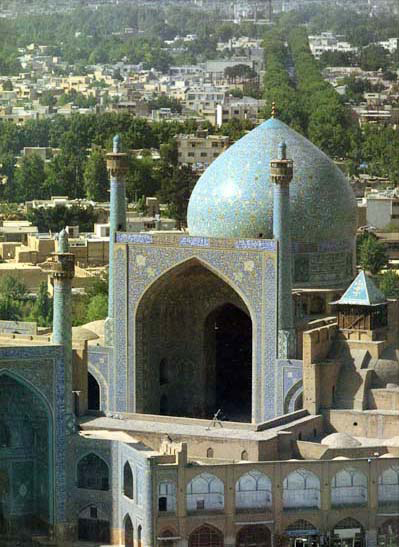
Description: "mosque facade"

(0, 117), (398, 547)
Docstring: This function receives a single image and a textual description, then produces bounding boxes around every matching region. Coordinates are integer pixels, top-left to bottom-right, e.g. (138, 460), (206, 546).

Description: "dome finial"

(271, 102), (277, 118)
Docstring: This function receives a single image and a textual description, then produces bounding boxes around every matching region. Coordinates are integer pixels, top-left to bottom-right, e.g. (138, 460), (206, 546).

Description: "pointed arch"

(0, 369), (53, 418)
(331, 468), (368, 507)
(134, 256), (254, 322)
(77, 452), (109, 491)
(88, 371), (100, 411)
(187, 473), (224, 512)
(378, 465), (399, 507)
(235, 470), (272, 512)
(283, 468), (320, 510)
(124, 514), (134, 547)
(0, 369), (54, 534)
(88, 365), (108, 412)
(135, 257), (254, 420)
(189, 524), (224, 547)
(123, 461), (134, 499)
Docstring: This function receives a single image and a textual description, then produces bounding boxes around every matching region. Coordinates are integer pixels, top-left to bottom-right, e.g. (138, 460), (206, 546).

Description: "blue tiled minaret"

(271, 140), (296, 359)
(105, 135), (128, 346)
(51, 228), (75, 414)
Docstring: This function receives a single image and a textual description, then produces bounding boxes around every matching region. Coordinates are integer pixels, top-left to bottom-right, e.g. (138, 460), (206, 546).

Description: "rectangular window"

(196, 499), (205, 510)
(90, 507), (98, 519)
(159, 497), (167, 512)
(200, 152), (207, 157)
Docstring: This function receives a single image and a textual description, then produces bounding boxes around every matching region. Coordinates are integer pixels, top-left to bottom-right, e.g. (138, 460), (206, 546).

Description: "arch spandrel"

(134, 256), (256, 324)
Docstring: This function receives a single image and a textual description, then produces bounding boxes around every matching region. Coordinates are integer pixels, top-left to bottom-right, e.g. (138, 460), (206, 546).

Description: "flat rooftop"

(79, 412), (317, 442)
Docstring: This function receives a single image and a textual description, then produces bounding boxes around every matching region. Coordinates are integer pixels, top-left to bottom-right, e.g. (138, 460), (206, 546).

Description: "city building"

(1, 119), (399, 547)
(176, 131), (230, 169)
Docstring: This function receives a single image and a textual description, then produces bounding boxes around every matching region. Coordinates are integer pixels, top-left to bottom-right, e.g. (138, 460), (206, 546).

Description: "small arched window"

(123, 462), (134, 499)
(207, 448), (214, 458)
(241, 450), (248, 461)
(77, 453), (109, 491)
(138, 525), (142, 547)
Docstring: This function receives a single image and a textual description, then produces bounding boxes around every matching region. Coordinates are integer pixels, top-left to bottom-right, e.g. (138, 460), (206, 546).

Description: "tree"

(359, 44), (389, 72)
(39, 91), (57, 107)
(0, 275), (28, 321)
(30, 282), (52, 326)
(27, 204), (98, 233)
(85, 293), (108, 322)
(159, 165), (194, 226)
(2, 80), (13, 91)
(83, 148), (109, 201)
(358, 235), (388, 275)
(377, 270), (399, 300)
(14, 153), (46, 202)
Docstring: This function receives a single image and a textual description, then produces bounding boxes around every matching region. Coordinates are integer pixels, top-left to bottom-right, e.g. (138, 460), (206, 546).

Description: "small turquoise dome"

(187, 117), (356, 244)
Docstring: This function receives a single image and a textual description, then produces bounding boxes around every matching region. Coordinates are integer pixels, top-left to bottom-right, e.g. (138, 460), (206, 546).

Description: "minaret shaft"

(271, 142), (296, 359)
(51, 230), (75, 414)
(105, 135), (128, 346)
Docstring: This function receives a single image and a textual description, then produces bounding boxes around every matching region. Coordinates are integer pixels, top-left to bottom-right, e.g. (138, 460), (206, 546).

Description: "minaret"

(270, 134), (296, 359)
(51, 228), (75, 414)
(105, 135), (128, 346)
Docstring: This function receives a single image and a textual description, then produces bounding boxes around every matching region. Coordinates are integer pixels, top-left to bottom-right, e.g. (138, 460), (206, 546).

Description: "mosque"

(0, 115), (398, 547)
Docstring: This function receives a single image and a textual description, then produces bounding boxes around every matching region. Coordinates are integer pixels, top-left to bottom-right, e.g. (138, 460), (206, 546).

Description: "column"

(270, 142), (296, 359)
(105, 135), (128, 346)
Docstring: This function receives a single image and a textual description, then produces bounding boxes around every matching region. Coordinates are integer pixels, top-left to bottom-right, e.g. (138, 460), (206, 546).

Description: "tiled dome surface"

(187, 118), (357, 244)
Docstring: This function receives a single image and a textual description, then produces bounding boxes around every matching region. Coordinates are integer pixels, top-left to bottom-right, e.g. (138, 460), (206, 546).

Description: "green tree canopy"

(358, 234), (388, 275)
(14, 153), (46, 202)
(377, 270), (399, 300)
(83, 148), (109, 201)
(29, 281), (52, 327)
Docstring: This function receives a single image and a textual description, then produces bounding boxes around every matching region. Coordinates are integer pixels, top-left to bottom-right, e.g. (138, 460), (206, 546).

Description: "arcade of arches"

(0, 374), (51, 539)
(136, 260), (253, 422)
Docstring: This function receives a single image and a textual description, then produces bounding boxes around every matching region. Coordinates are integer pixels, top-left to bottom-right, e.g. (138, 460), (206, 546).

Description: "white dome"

(322, 432), (361, 449)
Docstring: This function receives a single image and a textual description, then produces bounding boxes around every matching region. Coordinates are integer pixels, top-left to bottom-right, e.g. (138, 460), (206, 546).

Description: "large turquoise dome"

(187, 117), (357, 288)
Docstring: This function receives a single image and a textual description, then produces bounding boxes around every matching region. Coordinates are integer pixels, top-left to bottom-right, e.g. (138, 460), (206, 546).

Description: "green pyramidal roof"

(333, 271), (386, 306)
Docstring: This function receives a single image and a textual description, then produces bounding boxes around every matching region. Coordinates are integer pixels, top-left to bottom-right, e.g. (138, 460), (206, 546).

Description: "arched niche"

(283, 469), (320, 511)
(187, 472), (224, 513)
(0, 372), (52, 538)
(77, 453), (109, 491)
(189, 524), (224, 547)
(235, 470), (272, 512)
(331, 468), (368, 508)
(123, 461), (133, 499)
(88, 372), (100, 411)
(135, 258), (253, 421)
(124, 514), (133, 547)
(378, 466), (399, 507)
